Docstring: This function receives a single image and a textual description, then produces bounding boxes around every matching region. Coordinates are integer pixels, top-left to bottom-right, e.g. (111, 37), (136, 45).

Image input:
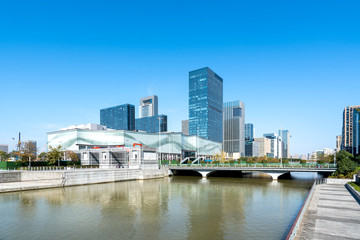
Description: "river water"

(0, 175), (314, 240)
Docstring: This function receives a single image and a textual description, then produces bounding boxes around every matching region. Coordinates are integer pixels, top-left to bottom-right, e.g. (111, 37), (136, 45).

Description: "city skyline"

(0, 1), (359, 155)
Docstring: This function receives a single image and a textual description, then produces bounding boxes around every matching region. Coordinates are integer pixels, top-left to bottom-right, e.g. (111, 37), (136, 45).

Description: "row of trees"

(0, 144), (79, 166)
(332, 150), (360, 178)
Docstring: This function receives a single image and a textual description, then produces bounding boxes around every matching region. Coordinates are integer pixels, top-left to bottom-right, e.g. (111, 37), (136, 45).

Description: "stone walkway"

(297, 183), (360, 240)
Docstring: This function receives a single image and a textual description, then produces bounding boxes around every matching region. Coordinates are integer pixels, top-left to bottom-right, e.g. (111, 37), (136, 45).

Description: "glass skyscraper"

(223, 100), (245, 156)
(135, 115), (167, 133)
(245, 123), (254, 141)
(189, 67), (223, 143)
(100, 104), (135, 130)
(278, 130), (290, 159)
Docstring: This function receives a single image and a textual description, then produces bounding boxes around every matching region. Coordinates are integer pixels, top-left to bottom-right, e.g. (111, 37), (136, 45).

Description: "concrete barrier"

(0, 168), (169, 193)
(345, 183), (360, 204)
(326, 178), (352, 184)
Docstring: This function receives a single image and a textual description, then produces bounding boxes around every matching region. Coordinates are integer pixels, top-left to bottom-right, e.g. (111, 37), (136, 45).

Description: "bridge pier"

(197, 171), (212, 178)
(265, 172), (289, 181)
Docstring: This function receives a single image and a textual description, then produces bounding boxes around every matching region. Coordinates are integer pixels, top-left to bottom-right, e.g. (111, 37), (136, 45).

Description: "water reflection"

(0, 177), (313, 240)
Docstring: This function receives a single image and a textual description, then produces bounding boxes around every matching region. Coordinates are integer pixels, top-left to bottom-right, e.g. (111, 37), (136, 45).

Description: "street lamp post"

(158, 116), (161, 167)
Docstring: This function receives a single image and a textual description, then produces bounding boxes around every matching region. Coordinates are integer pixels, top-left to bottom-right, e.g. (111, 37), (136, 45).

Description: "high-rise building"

(182, 120), (189, 135)
(254, 137), (272, 157)
(353, 109), (360, 155)
(0, 144), (8, 153)
(139, 95), (158, 118)
(135, 115), (167, 133)
(189, 67), (223, 143)
(245, 123), (254, 141)
(342, 105), (360, 153)
(278, 130), (290, 159)
(100, 104), (135, 130)
(223, 101), (245, 156)
(245, 141), (260, 157)
(263, 133), (282, 158)
(336, 135), (342, 152)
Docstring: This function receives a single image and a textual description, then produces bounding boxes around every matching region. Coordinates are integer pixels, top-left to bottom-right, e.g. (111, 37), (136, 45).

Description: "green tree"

(0, 151), (9, 161)
(18, 142), (37, 164)
(47, 145), (63, 165)
(66, 151), (79, 165)
(38, 152), (48, 161)
(334, 150), (358, 177)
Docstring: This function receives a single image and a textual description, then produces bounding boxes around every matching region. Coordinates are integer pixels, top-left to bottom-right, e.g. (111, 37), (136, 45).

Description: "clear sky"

(0, 0), (359, 155)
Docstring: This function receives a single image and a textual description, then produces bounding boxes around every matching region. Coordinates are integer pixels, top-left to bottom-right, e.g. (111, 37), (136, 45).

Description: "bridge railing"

(167, 163), (336, 169)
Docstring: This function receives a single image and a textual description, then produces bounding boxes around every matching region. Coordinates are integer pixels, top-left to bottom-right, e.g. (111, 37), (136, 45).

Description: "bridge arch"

(261, 171), (290, 180)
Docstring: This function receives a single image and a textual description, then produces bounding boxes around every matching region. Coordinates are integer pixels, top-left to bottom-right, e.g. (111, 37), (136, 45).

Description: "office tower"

(353, 109), (360, 155)
(254, 137), (272, 157)
(135, 115), (167, 133)
(223, 101), (245, 156)
(0, 144), (8, 153)
(189, 67), (223, 143)
(100, 104), (135, 130)
(278, 130), (290, 159)
(245, 141), (260, 157)
(342, 105), (360, 153)
(139, 95), (158, 118)
(182, 120), (189, 135)
(263, 133), (282, 158)
(245, 123), (254, 141)
(336, 135), (342, 152)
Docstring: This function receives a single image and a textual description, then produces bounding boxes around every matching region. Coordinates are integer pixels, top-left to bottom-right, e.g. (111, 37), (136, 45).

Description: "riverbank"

(295, 182), (360, 239)
(0, 168), (169, 193)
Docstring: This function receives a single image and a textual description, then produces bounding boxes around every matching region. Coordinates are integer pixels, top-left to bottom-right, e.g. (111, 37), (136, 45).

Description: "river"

(0, 175), (314, 240)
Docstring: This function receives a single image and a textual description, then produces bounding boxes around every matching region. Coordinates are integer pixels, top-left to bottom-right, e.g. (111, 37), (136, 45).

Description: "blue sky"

(0, 0), (359, 155)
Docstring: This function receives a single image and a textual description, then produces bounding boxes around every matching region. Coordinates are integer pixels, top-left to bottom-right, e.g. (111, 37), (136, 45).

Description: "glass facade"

(100, 104), (135, 130)
(245, 123), (254, 141)
(223, 101), (245, 156)
(139, 95), (158, 118)
(47, 129), (222, 156)
(278, 130), (290, 159)
(189, 67), (223, 143)
(135, 115), (167, 133)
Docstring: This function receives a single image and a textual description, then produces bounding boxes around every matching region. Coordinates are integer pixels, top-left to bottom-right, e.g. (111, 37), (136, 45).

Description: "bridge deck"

(169, 166), (336, 173)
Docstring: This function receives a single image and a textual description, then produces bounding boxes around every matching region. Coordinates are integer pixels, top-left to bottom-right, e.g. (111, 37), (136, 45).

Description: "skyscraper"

(263, 133), (282, 159)
(189, 67), (223, 143)
(245, 123), (254, 141)
(278, 130), (290, 159)
(342, 105), (360, 153)
(223, 101), (245, 156)
(139, 95), (158, 118)
(336, 135), (342, 152)
(182, 120), (189, 135)
(353, 109), (360, 155)
(135, 115), (167, 133)
(100, 104), (135, 130)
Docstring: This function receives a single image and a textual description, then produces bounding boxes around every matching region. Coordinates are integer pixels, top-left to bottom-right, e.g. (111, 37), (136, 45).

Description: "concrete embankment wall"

(0, 168), (169, 193)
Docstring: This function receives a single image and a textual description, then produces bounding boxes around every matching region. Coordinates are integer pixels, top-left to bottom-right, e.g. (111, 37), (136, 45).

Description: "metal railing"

(167, 163), (336, 169)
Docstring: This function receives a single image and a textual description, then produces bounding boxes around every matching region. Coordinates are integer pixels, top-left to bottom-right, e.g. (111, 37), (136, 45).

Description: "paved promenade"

(297, 183), (360, 240)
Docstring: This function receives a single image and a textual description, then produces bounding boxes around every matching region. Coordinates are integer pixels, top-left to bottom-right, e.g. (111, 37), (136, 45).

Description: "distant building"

(223, 100), (245, 157)
(278, 130), (290, 159)
(100, 104), (135, 130)
(189, 67), (223, 143)
(300, 154), (307, 160)
(336, 135), (342, 152)
(342, 105), (360, 153)
(245, 123), (254, 141)
(135, 115), (167, 133)
(245, 141), (260, 157)
(353, 109), (360, 155)
(139, 95), (158, 118)
(182, 120), (189, 135)
(263, 133), (282, 158)
(254, 137), (272, 157)
(0, 144), (8, 153)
